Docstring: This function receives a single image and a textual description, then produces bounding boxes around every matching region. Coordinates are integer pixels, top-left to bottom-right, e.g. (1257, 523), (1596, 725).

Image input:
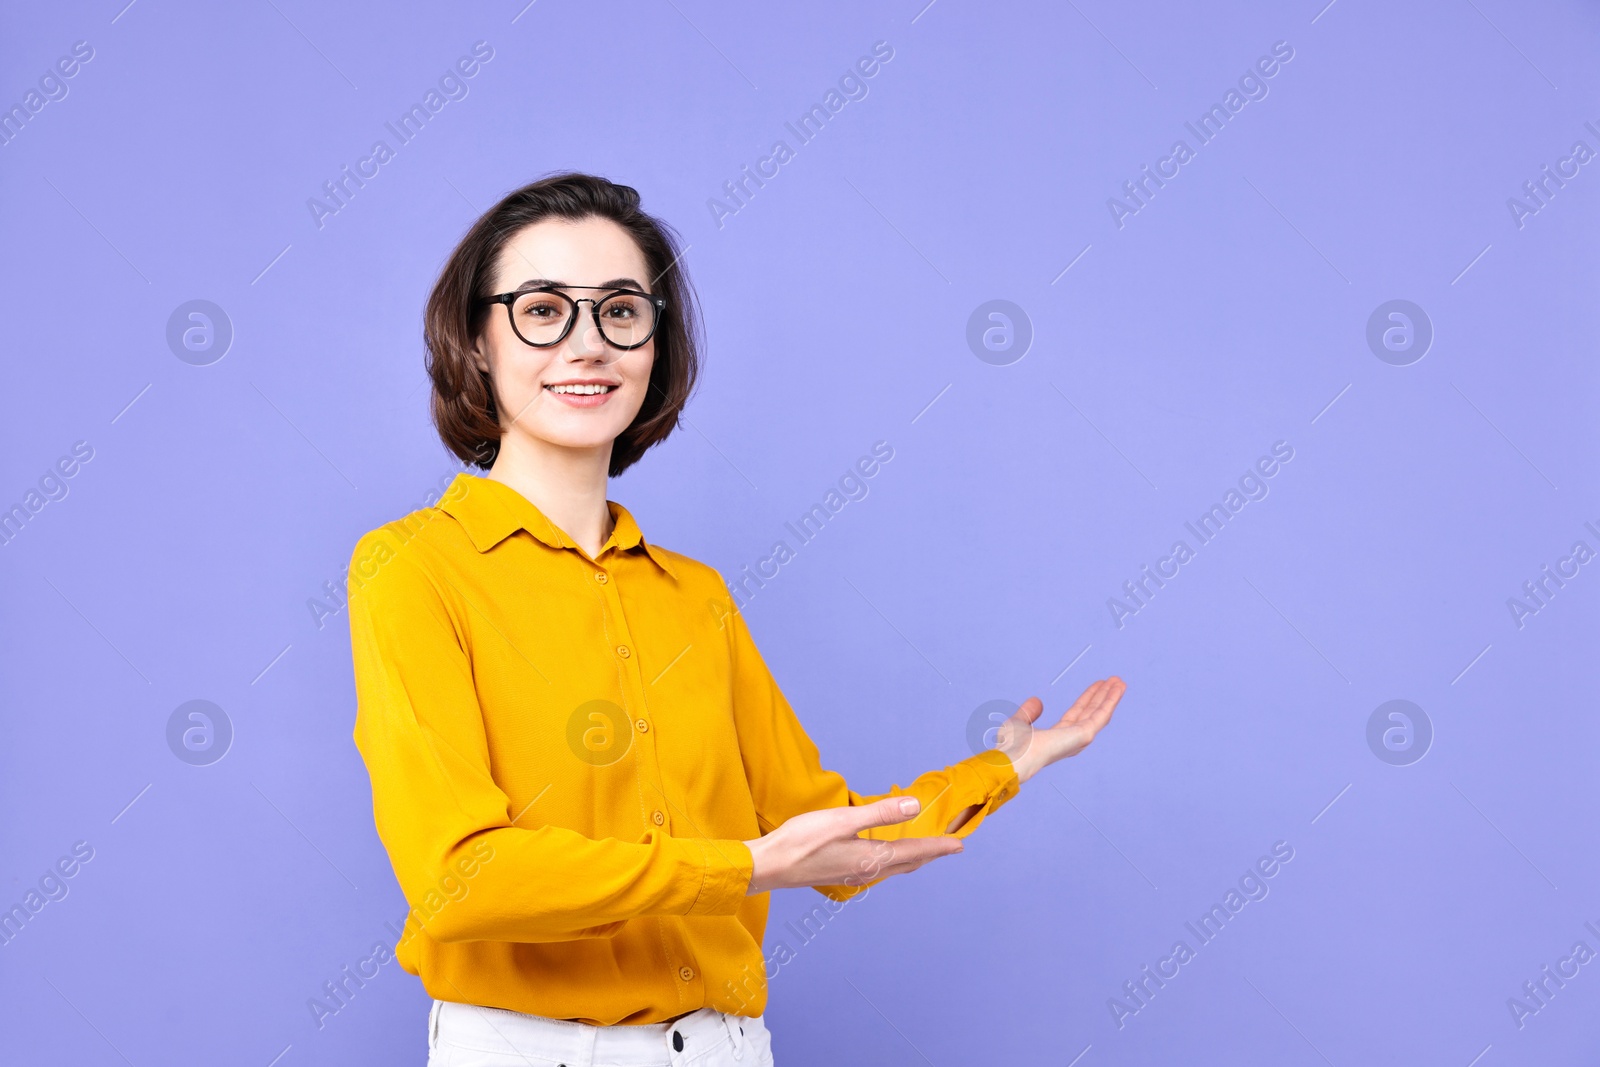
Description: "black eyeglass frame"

(478, 285), (668, 351)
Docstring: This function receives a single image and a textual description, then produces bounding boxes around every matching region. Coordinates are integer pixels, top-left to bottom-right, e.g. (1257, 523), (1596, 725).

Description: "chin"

(527, 427), (630, 454)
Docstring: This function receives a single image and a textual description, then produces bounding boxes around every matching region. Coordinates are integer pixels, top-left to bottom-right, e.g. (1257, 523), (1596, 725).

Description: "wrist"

(1010, 745), (1046, 786)
(742, 836), (770, 895)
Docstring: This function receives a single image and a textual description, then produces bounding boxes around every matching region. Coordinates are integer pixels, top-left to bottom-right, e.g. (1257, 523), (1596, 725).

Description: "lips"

(543, 380), (619, 407)
(545, 382), (618, 395)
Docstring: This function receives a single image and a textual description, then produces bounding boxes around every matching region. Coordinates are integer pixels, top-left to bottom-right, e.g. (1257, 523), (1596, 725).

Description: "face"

(472, 215), (657, 465)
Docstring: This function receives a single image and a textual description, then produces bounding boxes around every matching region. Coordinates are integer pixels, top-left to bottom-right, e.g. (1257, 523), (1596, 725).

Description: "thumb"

(992, 698), (1040, 761)
(846, 794), (923, 835)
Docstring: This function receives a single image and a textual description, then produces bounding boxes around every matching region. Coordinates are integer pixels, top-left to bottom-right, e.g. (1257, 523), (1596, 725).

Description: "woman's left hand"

(996, 677), (1126, 786)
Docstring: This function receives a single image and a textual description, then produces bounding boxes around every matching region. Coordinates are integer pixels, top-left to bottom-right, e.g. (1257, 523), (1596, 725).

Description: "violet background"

(2, 1), (1598, 1064)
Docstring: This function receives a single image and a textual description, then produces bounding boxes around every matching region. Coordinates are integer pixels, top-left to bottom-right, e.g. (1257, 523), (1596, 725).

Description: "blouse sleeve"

(722, 591), (1020, 901)
(349, 530), (754, 944)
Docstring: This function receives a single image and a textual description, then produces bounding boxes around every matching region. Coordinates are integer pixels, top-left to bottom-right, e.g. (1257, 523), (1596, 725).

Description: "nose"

(564, 298), (613, 362)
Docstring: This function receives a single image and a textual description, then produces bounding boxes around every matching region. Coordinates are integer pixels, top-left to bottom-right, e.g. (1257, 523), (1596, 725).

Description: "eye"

(520, 297), (563, 319)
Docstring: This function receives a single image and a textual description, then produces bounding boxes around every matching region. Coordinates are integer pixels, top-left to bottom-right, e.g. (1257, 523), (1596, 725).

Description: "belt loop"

(428, 1000), (441, 1051)
(724, 1012), (747, 1059)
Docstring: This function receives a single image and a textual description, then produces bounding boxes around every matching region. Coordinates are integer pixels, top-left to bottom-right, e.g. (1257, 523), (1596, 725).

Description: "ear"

(470, 333), (492, 375)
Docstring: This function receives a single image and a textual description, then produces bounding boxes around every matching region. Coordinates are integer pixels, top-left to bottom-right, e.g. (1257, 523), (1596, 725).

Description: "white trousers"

(426, 999), (776, 1067)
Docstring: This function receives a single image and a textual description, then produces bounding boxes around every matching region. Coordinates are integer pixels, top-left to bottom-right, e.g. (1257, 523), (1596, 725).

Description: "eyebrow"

(515, 277), (644, 292)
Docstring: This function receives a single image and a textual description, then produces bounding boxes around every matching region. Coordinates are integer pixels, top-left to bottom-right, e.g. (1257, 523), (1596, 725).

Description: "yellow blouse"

(348, 472), (1020, 1025)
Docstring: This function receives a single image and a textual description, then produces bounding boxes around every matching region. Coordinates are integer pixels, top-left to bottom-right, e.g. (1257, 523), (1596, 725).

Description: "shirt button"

(652, 809), (665, 825)
(595, 572), (609, 584)
(635, 719), (649, 733)
(679, 965), (696, 982)
(617, 645), (631, 659)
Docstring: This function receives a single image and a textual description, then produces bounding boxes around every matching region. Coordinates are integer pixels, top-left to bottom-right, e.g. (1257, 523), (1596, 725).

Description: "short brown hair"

(423, 172), (702, 477)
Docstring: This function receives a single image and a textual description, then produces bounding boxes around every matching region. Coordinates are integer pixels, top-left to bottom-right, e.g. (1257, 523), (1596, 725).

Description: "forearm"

(945, 801), (983, 833)
(947, 747), (1036, 831)
(378, 818), (753, 943)
(1008, 744), (1045, 787)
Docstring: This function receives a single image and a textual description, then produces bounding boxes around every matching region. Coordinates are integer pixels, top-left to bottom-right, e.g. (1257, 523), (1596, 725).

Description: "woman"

(348, 172), (1125, 1067)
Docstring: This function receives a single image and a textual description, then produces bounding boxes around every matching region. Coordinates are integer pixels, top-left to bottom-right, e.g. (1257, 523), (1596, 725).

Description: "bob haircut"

(424, 172), (702, 477)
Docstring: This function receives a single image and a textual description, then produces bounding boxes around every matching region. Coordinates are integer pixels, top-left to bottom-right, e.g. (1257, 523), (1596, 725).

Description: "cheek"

(484, 354), (557, 431)
(624, 350), (658, 407)
(607, 344), (651, 390)
(632, 346), (657, 384)
(489, 343), (550, 393)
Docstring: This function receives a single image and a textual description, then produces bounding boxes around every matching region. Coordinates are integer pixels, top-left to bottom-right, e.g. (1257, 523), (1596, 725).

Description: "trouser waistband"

(431, 999), (753, 1065)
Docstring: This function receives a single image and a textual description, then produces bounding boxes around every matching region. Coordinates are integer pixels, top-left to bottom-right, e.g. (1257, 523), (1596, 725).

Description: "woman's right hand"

(743, 796), (962, 895)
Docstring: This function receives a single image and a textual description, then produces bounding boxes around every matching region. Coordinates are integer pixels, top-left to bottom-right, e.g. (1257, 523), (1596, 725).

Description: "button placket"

(591, 551), (702, 998)
(592, 559), (671, 830)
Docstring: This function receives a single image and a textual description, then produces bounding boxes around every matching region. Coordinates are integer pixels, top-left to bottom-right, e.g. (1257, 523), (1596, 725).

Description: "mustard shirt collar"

(437, 472), (678, 580)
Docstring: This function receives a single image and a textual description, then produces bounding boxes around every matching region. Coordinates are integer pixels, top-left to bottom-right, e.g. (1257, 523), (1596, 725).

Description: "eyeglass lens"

(511, 290), (656, 348)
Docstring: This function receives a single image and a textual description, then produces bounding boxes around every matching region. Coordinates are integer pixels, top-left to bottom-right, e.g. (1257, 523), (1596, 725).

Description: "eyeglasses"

(480, 286), (666, 351)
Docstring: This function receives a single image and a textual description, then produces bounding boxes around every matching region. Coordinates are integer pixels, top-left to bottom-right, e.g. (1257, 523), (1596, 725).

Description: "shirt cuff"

(956, 749), (1022, 810)
(935, 750), (1021, 842)
(685, 838), (754, 915)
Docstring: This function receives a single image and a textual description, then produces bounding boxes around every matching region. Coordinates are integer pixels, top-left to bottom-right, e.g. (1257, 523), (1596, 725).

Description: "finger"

(885, 835), (965, 863)
(869, 859), (941, 882)
(863, 847), (963, 883)
(844, 794), (927, 836)
(1084, 677), (1124, 714)
(1076, 678), (1125, 736)
(860, 835), (963, 872)
(1066, 679), (1102, 714)
(1002, 698), (1044, 755)
(1090, 677), (1126, 722)
(845, 862), (917, 888)
(1057, 679), (1106, 726)
(995, 699), (1041, 758)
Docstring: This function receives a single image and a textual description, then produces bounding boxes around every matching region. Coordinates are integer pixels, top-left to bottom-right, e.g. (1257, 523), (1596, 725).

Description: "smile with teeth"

(546, 384), (617, 394)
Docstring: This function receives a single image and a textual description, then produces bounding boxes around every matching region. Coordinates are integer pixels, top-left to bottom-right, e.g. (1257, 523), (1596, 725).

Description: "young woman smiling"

(348, 173), (1125, 1067)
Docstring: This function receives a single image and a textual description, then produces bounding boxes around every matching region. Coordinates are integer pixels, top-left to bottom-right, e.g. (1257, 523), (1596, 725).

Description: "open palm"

(995, 677), (1125, 785)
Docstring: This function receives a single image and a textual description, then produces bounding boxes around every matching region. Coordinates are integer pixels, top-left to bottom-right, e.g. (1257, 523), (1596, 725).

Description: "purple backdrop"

(3, 1), (1598, 1064)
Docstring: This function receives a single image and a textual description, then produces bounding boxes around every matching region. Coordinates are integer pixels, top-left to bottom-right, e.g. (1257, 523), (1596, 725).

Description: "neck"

(486, 432), (614, 558)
